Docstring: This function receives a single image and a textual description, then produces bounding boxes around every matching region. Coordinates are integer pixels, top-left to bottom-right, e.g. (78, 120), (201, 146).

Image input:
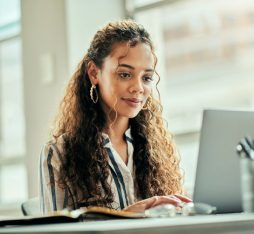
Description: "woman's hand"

(124, 195), (192, 213)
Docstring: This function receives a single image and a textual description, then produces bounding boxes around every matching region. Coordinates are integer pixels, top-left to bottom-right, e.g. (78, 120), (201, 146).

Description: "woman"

(39, 19), (190, 214)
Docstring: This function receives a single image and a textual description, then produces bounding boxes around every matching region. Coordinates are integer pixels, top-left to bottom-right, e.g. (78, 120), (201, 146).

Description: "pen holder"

(240, 157), (254, 213)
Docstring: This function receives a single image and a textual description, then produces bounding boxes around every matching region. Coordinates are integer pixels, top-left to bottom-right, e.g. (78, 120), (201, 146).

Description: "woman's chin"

(121, 110), (142, 119)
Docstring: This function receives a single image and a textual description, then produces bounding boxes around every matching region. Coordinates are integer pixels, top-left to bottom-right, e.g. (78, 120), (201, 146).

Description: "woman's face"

(91, 42), (155, 119)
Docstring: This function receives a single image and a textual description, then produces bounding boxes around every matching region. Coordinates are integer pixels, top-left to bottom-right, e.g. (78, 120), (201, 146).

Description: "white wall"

(21, 0), (69, 198)
(21, 0), (125, 199)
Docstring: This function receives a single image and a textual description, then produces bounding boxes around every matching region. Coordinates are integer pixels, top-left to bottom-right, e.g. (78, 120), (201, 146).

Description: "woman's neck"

(105, 117), (129, 142)
(105, 117), (130, 165)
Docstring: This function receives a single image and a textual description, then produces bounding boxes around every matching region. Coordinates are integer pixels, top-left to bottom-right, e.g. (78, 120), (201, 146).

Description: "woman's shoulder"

(40, 134), (67, 169)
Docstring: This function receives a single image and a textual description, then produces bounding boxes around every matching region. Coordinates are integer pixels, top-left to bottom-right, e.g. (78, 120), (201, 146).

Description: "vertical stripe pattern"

(47, 147), (57, 211)
(107, 148), (129, 206)
(39, 148), (45, 213)
(40, 128), (135, 213)
(109, 166), (125, 209)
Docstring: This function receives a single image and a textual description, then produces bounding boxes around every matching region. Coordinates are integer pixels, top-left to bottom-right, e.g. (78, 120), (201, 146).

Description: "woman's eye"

(118, 72), (131, 79)
(143, 76), (153, 83)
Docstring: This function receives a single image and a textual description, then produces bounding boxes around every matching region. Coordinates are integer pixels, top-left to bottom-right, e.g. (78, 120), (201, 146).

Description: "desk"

(1, 213), (254, 234)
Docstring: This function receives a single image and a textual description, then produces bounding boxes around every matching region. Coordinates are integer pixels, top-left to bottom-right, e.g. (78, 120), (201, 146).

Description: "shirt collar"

(102, 127), (133, 147)
(124, 128), (134, 144)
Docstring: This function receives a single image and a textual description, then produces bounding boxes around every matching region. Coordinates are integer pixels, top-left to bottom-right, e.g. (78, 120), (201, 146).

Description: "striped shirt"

(39, 128), (136, 214)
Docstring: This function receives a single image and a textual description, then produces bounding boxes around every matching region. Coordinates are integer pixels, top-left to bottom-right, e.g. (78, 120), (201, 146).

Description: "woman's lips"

(122, 98), (142, 108)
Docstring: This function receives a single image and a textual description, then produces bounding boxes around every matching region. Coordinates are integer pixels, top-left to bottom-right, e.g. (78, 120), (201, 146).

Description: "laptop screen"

(193, 109), (254, 213)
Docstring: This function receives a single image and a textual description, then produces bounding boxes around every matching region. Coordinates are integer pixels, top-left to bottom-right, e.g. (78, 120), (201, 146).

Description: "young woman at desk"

(40, 19), (191, 214)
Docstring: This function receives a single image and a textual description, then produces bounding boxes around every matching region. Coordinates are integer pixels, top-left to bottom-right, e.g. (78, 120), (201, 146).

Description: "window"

(0, 0), (27, 207)
(127, 0), (254, 195)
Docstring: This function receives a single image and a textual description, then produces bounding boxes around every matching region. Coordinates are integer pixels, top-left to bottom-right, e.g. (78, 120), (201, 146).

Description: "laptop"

(193, 109), (254, 213)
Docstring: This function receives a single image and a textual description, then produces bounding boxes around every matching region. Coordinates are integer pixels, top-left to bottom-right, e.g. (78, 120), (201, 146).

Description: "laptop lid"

(193, 109), (254, 213)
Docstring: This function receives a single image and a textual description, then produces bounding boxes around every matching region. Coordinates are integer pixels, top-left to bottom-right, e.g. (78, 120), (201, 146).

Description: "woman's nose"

(129, 78), (144, 94)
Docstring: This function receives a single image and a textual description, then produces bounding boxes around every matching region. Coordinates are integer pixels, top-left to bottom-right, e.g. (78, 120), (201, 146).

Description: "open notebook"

(0, 206), (146, 226)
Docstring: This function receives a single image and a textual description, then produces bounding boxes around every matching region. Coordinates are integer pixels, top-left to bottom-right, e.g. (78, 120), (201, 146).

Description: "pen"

(237, 137), (254, 160)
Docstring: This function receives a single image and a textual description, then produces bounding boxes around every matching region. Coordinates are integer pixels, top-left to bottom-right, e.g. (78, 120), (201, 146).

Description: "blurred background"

(0, 0), (254, 215)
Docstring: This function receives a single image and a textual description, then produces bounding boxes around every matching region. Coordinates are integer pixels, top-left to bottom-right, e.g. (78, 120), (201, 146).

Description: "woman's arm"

(39, 142), (69, 214)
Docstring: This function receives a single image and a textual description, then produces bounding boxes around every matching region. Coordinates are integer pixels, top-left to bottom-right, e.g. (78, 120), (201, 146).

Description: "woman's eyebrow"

(118, 63), (154, 72)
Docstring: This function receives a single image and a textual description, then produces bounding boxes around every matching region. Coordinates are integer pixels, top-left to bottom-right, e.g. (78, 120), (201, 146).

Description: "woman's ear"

(87, 61), (100, 85)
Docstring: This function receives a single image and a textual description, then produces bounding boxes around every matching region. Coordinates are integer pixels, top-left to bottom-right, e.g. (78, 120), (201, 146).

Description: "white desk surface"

(1, 213), (254, 234)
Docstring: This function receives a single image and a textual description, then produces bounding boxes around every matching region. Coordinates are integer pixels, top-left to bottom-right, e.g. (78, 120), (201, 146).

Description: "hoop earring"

(90, 84), (98, 103)
(142, 96), (152, 110)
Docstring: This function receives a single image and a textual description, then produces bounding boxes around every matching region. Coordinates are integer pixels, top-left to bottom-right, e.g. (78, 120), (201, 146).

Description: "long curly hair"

(52, 19), (182, 209)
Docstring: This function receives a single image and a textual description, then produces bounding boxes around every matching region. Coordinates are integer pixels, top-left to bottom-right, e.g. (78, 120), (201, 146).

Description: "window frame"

(0, 3), (27, 210)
